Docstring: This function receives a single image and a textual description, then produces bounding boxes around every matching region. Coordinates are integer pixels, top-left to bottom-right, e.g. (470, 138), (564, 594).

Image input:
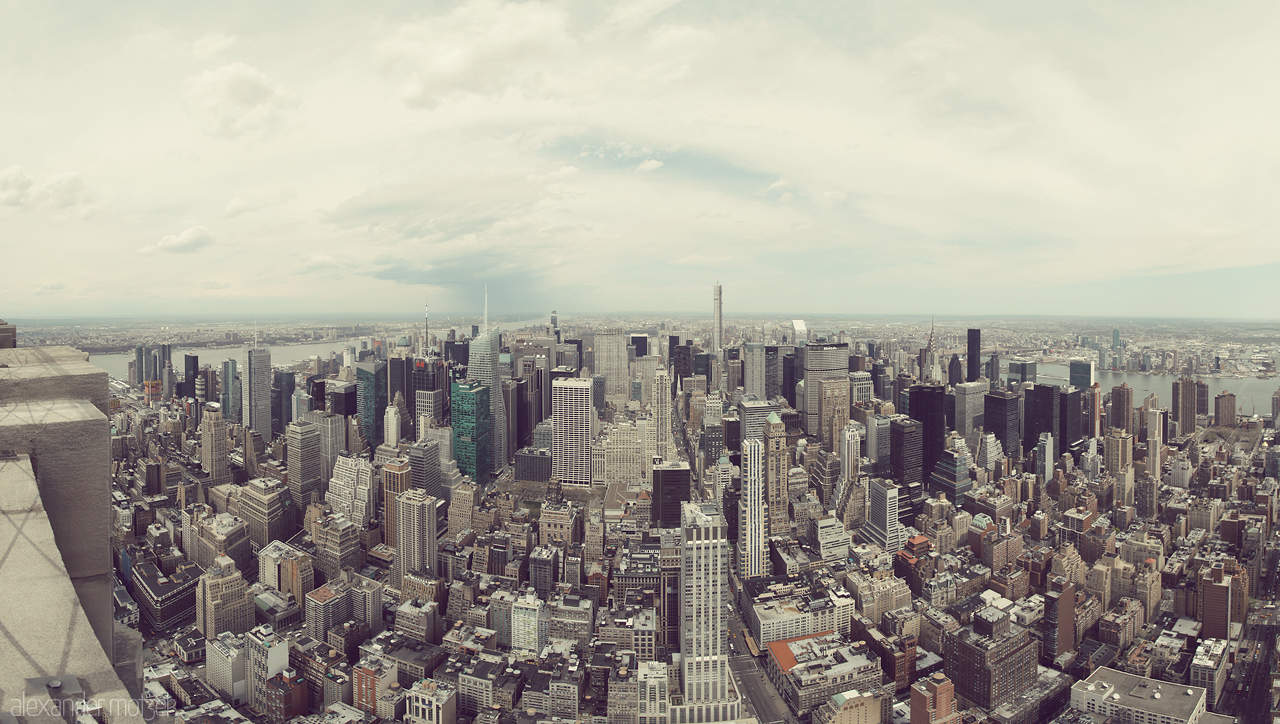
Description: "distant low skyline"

(4, 2), (1280, 319)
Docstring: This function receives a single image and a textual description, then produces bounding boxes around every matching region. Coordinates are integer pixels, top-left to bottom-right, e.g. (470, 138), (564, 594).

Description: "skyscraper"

(394, 488), (438, 587)
(1215, 392), (1236, 428)
(908, 384), (946, 482)
(1111, 383), (1134, 435)
(196, 555), (254, 638)
(764, 412), (789, 537)
(301, 410), (343, 487)
(469, 327), (506, 473)
(652, 462), (691, 529)
(803, 343), (849, 435)
(285, 420), (321, 514)
(984, 390), (1020, 464)
(654, 367), (671, 461)
(966, 329), (981, 382)
(1037, 432), (1055, 482)
(679, 502), (739, 723)
(862, 477), (906, 552)
(184, 353), (200, 399)
(713, 283), (723, 357)
(743, 342), (766, 399)
(201, 402), (231, 489)
(737, 439), (768, 580)
(451, 380), (492, 483)
(355, 361), (388, 447)
(890, 417), (923, 525)
(1069, 359), (1095, 390)
(552, 377), (594, 486)
(380, 457), (412, 546)
(595, 328), (628, 397)
(242, 347), (272, 441)
(221, 358), (241, 425)
(954, 380), (987, 437)
(1172, 376), (1196, 434)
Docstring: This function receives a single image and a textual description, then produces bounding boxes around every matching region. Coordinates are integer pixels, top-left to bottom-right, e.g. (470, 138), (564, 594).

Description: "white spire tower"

(483, 283), (489, 334)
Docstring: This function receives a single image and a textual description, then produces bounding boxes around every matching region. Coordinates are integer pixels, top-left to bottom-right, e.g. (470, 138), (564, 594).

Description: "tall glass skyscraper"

(451, 379), (492, 483)
(355, 361), (388, 447)
(242, 348), (272, 441)
(220, 358), (240, 425)
(469, 329), (505, 475)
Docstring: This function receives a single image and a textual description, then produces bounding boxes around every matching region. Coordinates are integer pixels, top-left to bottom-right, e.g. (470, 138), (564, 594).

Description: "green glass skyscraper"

(452, 379), (492, 483)
(355, 361), (388, 447)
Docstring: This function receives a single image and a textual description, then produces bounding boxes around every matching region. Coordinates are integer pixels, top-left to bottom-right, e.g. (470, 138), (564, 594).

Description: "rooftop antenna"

(424, 290), (430, 357)
(483, 283), (489, 334)
(254, 319), (258, 349)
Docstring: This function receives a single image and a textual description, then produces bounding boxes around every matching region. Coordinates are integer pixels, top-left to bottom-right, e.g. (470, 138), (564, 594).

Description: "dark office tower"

(985, 390), (1020, 463)
(355, 361), (388, 447)
(1022, 384), (1060, 458)
(564, 338), (584, 369)
(947, 354), (963, 386)
(908, 385), (946, 483)
(929, 447), (974, 508)
(670, 343), (693, 386)
(134, 346), (146, 385)
(764, 346), (781, 399)
(1171, 376), (1198, 434)
(1007, 360), (1036, 384)
(1112, 328), (1120, 349)
(1057, 386), (1082, 454)
(985, 350), (1000, 385)
(871, 362), (889, 398)
(388, 357), (412, 421)
(966, 329), (981, 382)
(591, 374), (606, 416)
(160, 344), (172, 371)
(470, 324), (479, 339)
(693, 352), (712, 379)
(894, 374), (916, 413)
(273, 369), (297, 436)
(1195, 380), (1209, 417)
(723, 415), (740, 454)
(444, 340), (470, 366)
(1068, 360), (1094, 390)
(782, 352), (797, 407)
(630, 334), (648, 357)
(652, 462), (692, 529)
(1111, 383), (1134, 434)
(184, 354), (200, 398)
(890, 417), (923, 525)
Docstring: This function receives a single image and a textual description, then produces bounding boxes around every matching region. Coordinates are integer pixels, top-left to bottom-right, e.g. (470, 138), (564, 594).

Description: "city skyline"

(5, 2), (1280, 318)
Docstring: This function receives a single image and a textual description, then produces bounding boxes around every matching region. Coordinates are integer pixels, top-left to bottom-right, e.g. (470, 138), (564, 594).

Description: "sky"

(3, 1), (1279, 320)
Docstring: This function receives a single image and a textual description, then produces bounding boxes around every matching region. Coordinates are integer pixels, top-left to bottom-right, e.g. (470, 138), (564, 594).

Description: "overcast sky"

(3, 1), (1278, 320)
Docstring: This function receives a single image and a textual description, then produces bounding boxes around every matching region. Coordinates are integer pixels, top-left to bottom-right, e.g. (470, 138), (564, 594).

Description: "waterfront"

(88, 315), (556, 381)
(1037, 363), (1278, 417)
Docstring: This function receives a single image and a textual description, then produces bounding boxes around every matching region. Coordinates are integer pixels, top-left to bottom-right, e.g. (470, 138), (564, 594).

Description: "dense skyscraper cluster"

(7, 291), (1274, 724)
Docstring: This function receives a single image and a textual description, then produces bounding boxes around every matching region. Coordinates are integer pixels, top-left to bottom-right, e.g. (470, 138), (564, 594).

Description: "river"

(1036, 363), (1278, 417)
(89, 314), (557, 381)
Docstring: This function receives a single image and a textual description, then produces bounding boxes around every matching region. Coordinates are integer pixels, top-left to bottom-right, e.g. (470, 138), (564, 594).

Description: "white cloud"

(379, 1), (573, 108)
(140, 226), (216, 254)
(0, 166), (32, 206)
(223, 190), (296, 218)
(5, 2), (1280, 317)
(183, 63), (298, 139)
(32, 282), (65, 295)
(192, 33), (239, 60)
